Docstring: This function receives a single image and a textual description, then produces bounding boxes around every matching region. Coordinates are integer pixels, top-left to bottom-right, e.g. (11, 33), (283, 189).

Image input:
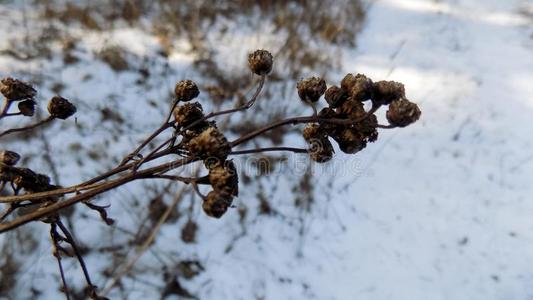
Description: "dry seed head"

(186, 127), (231, 160)
(14, 169), (54, 193)
(180, 120), (217, 145)
(331, 128), (367, 154)
(202, 190), (233, 218)
(36, 174), (51, 186)
(18, 100), (36, 117)
(349, 74), (374, 101)
(386, 98), (421, 127)
(297, 77), (327, 103)
(372, 80), (405, 105)
(336, 98), (366, 120)
(173, 102), (207, 130)
(308, 138), (334, 163)
(302, 123), (327, 143)
(0, 77), (36, 101)
(317, 107), (342, 135)
(324, 85), (347, 108)
(47, 96), (76, 119)
(318, 107), (337, 119)
(248, 49), (273, 75)
(0, 163), (16, 182)
(0, 150), (21, 166)
(174, 80), (200, 102)
(356, 114), (379, 143)
(340, 73), (357, 91)
(203, 156), (224, 170)
(208, 160), (239, 197)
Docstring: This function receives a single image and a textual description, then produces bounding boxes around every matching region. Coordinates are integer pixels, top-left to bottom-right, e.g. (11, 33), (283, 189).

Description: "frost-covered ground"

(1, 0), (533, 299)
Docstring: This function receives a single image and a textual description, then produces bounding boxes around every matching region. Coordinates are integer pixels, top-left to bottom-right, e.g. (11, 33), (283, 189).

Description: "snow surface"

(1, 0), (533, 299)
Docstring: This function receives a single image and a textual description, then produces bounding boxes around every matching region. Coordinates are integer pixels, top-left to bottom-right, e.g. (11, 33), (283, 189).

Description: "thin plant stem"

(0, 116), (54, 138)
(50, 223), (71, 300)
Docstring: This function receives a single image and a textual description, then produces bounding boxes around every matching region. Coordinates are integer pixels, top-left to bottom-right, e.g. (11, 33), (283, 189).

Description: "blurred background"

(0, 0), (532, 299)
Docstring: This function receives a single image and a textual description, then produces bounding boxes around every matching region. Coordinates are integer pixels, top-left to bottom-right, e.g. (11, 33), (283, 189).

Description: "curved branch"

(0, 99), (13, 120)
(179, 74), (266, 133)
(230, 112), (377, 147)
(0, 116), (54, 138)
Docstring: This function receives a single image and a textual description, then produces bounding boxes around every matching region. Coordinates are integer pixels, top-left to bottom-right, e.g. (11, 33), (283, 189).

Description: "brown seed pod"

(12, 168), (47, 192)
(173, 102), (208, 130)
(36, 174), (51, 186)
(317, 107), (343, 135)
(356, 114), (379, 143)
(324, 85), (347, 108)
(203, 156), (224, 170)
(340, 73), (356, 91)
(302, 123), (324, 142)
(47, 96), (77, 119)
(308, 138), (334, 163)
(18, 100), (36, 117)
(386, 98), (421, 127)
(349, 74), (374, 101)
(202, 190), (233, 218)
(248, 49), (273, 75)
(0, 77), (36, 101)
(297, 77), (327, 103)
(0, 165), (15, 183)
(372, 80), (405, 105)
(331, 128), (367, 154)
(0, 150), (20, 166)
(208, 160), (239, 197)
(174, 80), (200, 102)
(341, 73), (374, 101)
(336, 98), (366, 120)
(318, 107), (337, 119)
(186, 127), (231, 160)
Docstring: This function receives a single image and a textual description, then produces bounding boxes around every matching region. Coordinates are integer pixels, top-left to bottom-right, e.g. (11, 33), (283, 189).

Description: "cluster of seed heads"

(1, 77), (76, 119)
(0, 150), (59, 194)
(298, 73), (421, 162)
(0, 49), (420, 221)
(0, 79), (77, 197)
(169, 49), (276, 218)
(0, 49), (421, 300)
(172, 80), (238, 218)
(172, 49), (421, 216)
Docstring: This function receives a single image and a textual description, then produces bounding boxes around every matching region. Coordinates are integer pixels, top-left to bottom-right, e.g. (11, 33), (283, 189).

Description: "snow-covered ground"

(321, 0), (533, 299)
(1, 0), (533, 299)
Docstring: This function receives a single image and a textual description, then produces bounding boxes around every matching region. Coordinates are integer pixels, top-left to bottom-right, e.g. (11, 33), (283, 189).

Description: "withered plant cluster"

(0, 50), (420, 299)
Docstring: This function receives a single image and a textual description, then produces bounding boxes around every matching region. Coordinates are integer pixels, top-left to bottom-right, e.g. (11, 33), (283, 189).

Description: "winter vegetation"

(0, 0), (532, 299)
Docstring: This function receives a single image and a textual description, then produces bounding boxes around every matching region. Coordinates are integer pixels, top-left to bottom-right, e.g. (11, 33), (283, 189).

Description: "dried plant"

(0, 49), (420, 299)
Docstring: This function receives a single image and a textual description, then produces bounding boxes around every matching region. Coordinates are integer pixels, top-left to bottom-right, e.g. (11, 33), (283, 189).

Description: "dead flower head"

(297, 77), (327, 103)
(0, 77), (36, 101)
(175, 80), (200, 102)
(47, 96), (77, 119)
(248, 49), (273, 75)
(386, 98), (421, 127)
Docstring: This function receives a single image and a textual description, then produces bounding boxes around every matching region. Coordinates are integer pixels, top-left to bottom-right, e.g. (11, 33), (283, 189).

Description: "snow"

(1, 0), (533, 299)
(324, 0), (533, 299)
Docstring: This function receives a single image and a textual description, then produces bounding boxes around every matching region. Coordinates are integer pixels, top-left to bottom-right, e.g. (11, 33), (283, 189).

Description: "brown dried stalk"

(0, 116), (55, 138)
